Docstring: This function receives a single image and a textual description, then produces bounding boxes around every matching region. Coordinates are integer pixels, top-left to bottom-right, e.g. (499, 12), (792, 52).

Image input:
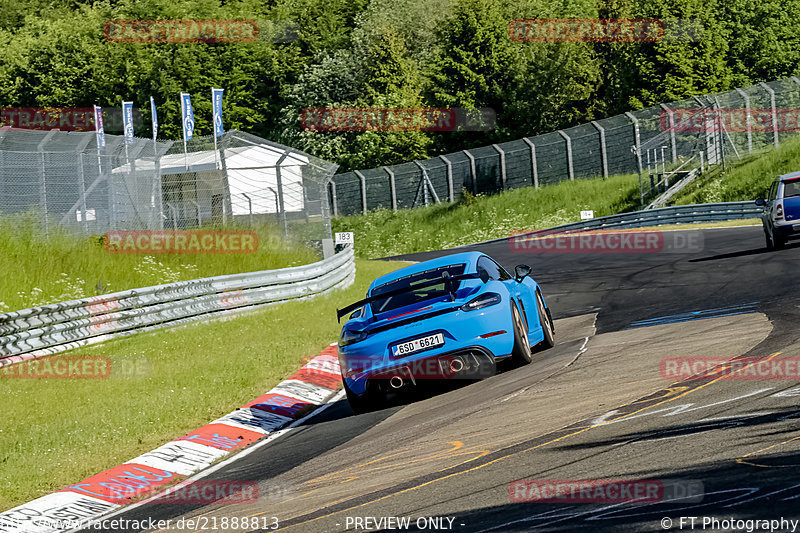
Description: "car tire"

(765, 229), (774, 250)
(342, 376), (378, 414)
(510, 302), (533, 366)
(534, 291), (555, 351)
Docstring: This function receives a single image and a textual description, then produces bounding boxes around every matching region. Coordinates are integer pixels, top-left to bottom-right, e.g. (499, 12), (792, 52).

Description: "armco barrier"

(481, 202), (760, 246)
(553, 201), (760, 232)
(0, 247), (355, 364)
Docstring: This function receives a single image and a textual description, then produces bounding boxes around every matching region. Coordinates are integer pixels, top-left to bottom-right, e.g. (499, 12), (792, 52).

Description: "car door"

(765, 180), (778, 228)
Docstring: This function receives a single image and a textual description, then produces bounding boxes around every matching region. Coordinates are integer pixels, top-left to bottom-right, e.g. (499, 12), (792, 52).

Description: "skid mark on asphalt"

(268, 353), (783, 531)
(625, 302), (759, 330)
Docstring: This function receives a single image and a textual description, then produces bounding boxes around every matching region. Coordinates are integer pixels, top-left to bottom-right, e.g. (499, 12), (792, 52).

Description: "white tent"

(112, 143), (309, 215)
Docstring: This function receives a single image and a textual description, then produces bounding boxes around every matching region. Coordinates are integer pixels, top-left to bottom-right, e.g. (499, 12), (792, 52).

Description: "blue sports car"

(336, 251), (555, 412)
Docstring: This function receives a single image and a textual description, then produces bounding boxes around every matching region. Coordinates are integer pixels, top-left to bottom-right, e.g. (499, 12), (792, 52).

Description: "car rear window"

(370, 264), (466, 314)
(783, 179), (800, 199)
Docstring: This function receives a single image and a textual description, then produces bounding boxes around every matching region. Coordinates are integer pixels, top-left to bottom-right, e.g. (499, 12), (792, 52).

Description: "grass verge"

(0, 215), (319, 312)
(333, 173), (641, 258)
(672, 134), (800, 205)
(0, 258), (408, 511)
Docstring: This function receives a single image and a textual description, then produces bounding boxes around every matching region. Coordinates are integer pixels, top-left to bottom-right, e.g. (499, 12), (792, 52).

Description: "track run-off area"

(80, 225), (800, 533)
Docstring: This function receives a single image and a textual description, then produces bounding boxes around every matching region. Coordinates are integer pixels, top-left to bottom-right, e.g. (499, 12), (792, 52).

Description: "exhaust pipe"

(449, 357), (465, 374)
(390, 376), (404, 389)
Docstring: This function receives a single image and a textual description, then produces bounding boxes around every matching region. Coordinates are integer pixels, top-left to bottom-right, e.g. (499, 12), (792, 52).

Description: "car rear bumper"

(771, 221), (800, 239)
(344, 345), (502, 396)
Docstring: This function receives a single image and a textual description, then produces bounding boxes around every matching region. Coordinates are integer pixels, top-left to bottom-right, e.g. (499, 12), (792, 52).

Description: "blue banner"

(93, 105), (105, 148)
(122, 101), (134, 143)
(181, 92), (194, 141)
(212, 87), (224, 137)
(150, 96), (158, 141)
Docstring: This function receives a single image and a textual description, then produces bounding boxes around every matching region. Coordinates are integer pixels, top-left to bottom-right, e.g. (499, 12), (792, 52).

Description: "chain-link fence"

(0, 128), (339, 256)
(331, 76), (800, 216)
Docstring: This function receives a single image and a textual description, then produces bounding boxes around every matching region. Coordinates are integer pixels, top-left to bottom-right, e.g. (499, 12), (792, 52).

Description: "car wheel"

(510, 302), (532, 366)
(534, 291), (555, 351)
(765, 229), (774, 250)
(342, 376), (378, 414)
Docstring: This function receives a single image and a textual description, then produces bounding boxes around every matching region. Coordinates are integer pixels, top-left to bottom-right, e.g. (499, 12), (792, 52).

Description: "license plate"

(392, 333), (445, 357)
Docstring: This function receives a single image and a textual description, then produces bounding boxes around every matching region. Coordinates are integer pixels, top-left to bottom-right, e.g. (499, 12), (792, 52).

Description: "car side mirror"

(514, 264), (532, 282)
(755, 198), (766, 207)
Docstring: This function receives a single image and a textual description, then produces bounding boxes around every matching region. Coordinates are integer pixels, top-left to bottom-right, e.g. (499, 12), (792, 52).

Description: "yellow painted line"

(267, 352), (783, 531)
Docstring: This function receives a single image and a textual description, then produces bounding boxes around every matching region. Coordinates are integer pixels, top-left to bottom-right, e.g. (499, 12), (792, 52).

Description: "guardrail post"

(354, 170), (368, 215)
(383, 166), (397, 212)
(463, 149), (477, 193)
(491, 144), (507, 189)
(329, 181), (338, 218)
(759, 82), (779, 148)
(557, 130), (574, 180)
(659, 104), (677, 163)
(438, 155), (454, 202)
(625, 112), (644, 205)
(734, 88), (753, 155)
(590, 121), (609, 178)
(521, 138), (539, 188)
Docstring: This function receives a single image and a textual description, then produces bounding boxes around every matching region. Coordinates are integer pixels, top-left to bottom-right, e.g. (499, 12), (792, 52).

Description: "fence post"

(659, 104), (677, 163)
(521, 138), (539, 188)
(734, 88), (753, 155)
(590, 121), (609, 178)
(354, 170), (368, 215)
(75, 134), (93, 233)
(329, 180), (338, 218)
(37, 130), (57, 237)
(275, 151), (289, 237)
(759, 82), (779, 148)
(438, 156), (454, 202)
(557, 130), (574, 180)
(692, 96), (714, 166)
(463, 149), (477, 193)
(491, 144), (507, 189)
(382, 166), (397, 212)
(625, 112), (644, 205)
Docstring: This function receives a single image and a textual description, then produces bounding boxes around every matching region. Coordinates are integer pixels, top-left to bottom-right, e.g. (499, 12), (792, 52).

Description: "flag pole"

(181, 95), (188, 170)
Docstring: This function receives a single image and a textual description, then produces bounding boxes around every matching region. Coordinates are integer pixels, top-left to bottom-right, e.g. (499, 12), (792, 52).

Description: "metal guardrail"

(0, 247), (355, 364)
(559, 201), (760, 231)
(477, 201), (761, 246)
(554, 201), (761, 232)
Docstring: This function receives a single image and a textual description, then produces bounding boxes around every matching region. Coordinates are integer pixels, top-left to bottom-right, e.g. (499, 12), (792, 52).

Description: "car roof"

(369, 251), (485, 291)
(779, 171), (800, 181)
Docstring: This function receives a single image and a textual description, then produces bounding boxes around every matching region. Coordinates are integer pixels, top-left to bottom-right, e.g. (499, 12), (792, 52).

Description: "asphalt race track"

(82, 225), (800, 533)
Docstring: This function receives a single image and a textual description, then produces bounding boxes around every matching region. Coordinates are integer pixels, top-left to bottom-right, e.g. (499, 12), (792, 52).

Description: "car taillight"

(777, 204), (784, 220)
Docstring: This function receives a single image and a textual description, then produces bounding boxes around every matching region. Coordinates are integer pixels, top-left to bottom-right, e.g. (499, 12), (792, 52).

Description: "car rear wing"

(336, 272), (481, 322)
